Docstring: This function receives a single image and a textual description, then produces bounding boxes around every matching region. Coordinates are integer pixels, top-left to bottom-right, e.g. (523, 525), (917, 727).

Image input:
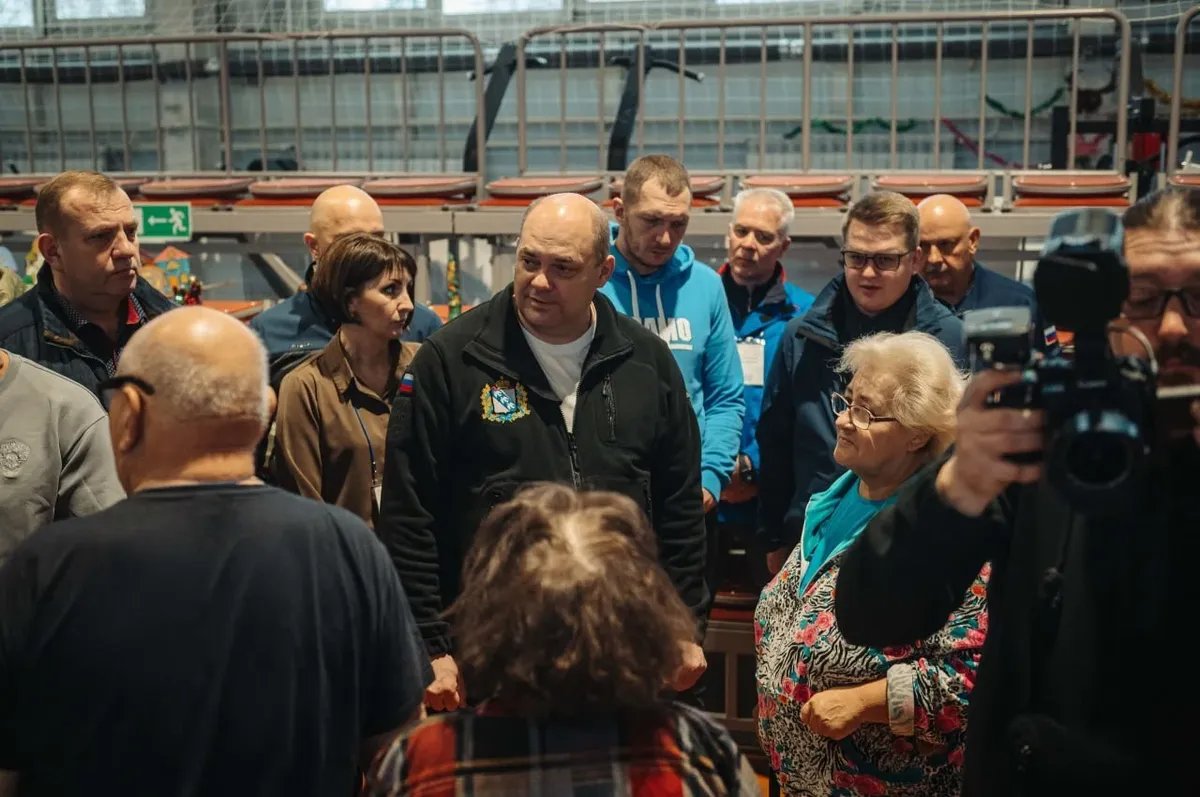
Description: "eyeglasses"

(98, 374), (156, 411)
(840, 250), (912, 272)
(830, 391), (897, 431)
(1122, 288), (1200, 321)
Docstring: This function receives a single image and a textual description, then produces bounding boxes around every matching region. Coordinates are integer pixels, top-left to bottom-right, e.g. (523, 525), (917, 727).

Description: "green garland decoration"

(984, 88), (1066, 120)
(812, 118), (921, 135)
(785, 88), (1066, 139)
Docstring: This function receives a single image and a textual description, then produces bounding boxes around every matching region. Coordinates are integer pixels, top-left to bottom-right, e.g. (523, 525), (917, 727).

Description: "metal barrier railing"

(1167, 4), (1200, 175)
(514, 9), (1131, 181)
(0, 28), (487, 188)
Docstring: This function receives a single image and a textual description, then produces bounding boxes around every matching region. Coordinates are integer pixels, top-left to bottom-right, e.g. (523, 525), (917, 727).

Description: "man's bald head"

(119, 307), (271, 430)
(108, 308), (271, 492)
(521, 192), (611, 266)
(305, 185), (385, 264)
(917, 193), (973, 228)
(917, 193), (981, 306)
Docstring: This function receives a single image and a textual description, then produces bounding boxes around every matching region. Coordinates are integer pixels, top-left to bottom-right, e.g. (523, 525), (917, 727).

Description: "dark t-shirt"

(0, 483), (432, 797)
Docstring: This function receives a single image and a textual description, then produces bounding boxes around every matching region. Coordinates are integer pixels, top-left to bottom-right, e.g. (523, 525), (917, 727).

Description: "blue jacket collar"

(795, 272), (957, 349)
(720, 263), (793, 322)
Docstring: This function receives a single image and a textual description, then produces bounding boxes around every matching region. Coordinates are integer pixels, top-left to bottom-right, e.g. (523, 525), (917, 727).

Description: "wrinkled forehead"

(733, 197), (787, 232)
(61, 186), (133, 224)
(1124, 227), (1200, 284)
(846, 371), (895, 409)
(518, 222), (591, 264)
(629, 178), (692, 218)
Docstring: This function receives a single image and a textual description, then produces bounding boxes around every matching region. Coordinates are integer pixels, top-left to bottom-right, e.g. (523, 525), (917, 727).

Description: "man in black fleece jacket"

(378, 193), (709, 712)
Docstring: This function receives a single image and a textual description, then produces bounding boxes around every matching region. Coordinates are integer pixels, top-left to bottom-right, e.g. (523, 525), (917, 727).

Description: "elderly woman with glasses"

(755, 330), (988, 797)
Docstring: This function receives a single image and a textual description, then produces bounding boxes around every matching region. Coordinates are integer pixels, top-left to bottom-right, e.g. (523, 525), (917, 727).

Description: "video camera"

(963, 208), (1157, 516)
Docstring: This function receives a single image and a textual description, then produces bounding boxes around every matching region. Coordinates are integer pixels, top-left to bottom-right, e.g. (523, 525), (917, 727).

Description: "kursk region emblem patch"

(480, 378), (530, 423)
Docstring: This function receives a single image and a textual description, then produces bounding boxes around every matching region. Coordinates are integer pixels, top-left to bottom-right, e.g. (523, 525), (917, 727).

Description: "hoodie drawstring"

(626, 270), (668, 336)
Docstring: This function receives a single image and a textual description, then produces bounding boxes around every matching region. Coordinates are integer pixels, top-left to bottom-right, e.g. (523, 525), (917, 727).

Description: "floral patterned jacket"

(755, 539), (989, 797)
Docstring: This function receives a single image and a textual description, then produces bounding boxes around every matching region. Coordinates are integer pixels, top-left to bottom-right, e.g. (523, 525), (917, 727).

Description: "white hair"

(732, 187), (795, 234)
(837, 331), (966, 458)
(119, 317), (271, 427)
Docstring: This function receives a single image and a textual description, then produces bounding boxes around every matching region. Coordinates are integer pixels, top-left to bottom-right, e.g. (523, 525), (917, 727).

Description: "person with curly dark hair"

(367, 483), (759, 797)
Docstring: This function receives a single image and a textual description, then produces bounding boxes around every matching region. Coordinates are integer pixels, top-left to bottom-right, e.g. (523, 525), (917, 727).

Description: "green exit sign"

(135, 203), (192, 243)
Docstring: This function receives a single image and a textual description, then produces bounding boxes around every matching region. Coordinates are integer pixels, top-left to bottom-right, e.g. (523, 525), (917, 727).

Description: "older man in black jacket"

(379, 192), (708, 712)
(0, 171), (174, 395)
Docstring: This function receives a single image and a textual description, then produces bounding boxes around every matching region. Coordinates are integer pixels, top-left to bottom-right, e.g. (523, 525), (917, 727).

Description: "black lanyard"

(350, 403), (378, 485)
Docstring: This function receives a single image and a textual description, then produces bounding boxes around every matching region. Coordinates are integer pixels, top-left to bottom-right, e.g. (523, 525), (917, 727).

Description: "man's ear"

(779, 235), (792, 257)
(612, 197), (625, 224)
(36, 233), (61, 271)
(909, 245), (927, 273)
(109, 387), (146, 455)
(302, 232), (319, 263)
(966, 226), (981, 256)
(597, 254), (616, 287)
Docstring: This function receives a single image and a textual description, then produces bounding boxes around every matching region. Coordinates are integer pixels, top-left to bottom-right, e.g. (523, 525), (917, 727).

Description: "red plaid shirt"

(367, 702), (760, 797)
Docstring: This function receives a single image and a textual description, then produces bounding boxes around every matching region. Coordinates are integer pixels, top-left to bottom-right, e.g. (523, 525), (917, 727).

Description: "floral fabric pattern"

(755, 546), (989, 796)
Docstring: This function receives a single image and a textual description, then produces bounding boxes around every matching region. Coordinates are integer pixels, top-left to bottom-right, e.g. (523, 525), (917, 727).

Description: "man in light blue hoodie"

(600, 154), (745, 594)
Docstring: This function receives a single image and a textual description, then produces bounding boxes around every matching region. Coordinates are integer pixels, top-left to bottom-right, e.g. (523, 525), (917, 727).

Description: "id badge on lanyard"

(737, 337), (767, 387)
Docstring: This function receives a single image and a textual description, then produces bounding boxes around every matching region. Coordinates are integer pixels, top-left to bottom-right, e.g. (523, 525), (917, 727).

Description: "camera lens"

(1050, 409), (1146, 515)
(1064, 431), (1131, 488)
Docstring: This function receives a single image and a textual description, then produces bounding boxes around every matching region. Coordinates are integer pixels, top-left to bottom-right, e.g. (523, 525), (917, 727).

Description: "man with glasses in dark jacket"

(756, 191), (965, 573)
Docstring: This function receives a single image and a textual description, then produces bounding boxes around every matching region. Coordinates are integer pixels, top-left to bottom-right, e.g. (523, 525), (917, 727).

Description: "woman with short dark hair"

(368, 483), (760, 797)
(272, 233), (418, 527)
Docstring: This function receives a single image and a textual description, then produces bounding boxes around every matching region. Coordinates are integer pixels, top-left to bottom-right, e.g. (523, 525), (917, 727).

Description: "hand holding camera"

(936, 369), (1046, 517)
(959, 208), (1163, 518)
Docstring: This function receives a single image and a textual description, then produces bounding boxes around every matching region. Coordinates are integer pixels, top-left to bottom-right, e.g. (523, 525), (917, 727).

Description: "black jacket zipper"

(601, 375), (616, 439)
(566, 430), (582, 489)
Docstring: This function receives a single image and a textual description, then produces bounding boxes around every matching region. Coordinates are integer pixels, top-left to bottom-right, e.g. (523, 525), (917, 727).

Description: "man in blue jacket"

(918, 193), (1057, 350)
(756, 191), (965, 573)
(600, 154), (745, 596)
(717, 187), (813, 593)
(249, 185), (442, 390)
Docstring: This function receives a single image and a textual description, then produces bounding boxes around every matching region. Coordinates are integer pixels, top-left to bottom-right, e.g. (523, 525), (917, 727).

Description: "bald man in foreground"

(379, 192), (708, 711)
(250, 184), (442, 388)
(917, 193), (1054, 346)
(0, 307), (430, 796)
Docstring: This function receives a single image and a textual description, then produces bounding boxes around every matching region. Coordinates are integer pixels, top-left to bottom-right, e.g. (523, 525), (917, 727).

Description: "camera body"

(963, 209), (1157, 515)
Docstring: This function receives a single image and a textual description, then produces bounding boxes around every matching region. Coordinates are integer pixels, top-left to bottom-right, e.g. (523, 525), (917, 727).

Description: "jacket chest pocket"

(594, 369), (659, 450)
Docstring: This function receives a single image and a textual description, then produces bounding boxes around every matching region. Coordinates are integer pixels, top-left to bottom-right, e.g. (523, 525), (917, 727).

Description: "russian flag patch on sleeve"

(399, 373), (414, 396)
